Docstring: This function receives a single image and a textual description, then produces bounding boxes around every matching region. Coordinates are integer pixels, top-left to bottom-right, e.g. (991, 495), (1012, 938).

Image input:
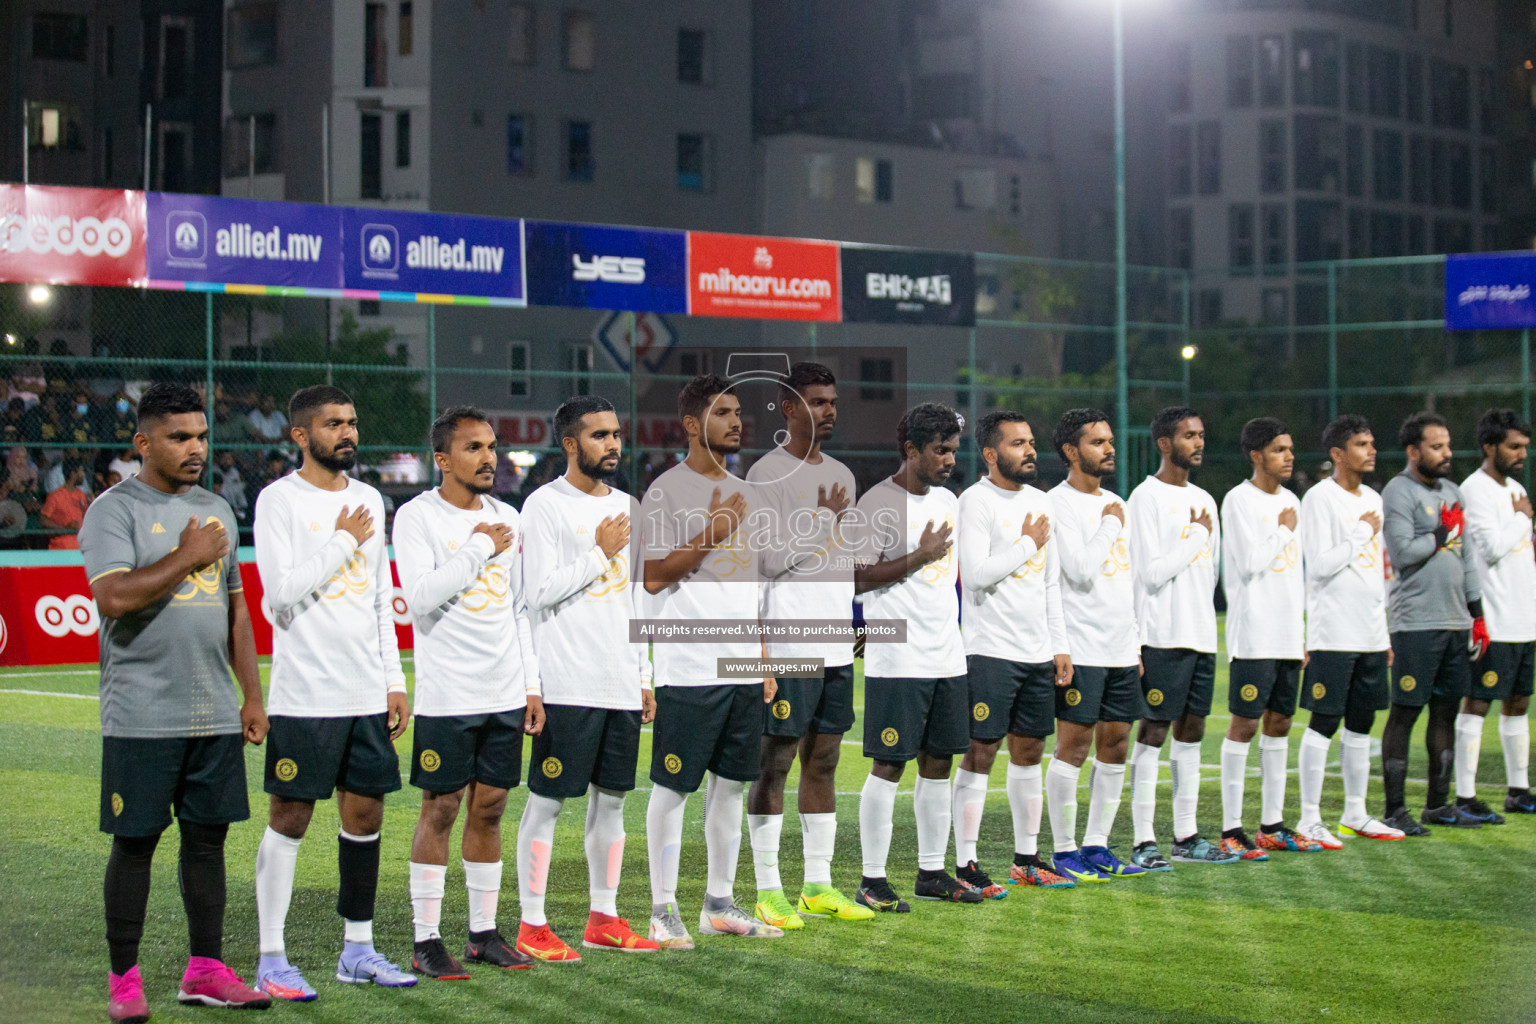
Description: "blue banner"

(341, 208), (525, 301)
(146, 193), (342, 289)
(524, 221), (687, 313)
(1445, 252), (1536, 330)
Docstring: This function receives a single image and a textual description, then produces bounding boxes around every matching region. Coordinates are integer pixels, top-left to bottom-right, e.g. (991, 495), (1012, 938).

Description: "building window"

(806, 153), (834, 199)
(859, 358), (894, 402)
(359, 299), (381, 316)
(227, 3), (277, 68)
(1407, 215), (1427, 254)
(223, 112), (277, 176)
(1348, 208), (1369, 258)
(1227, 36), (1254, 108)
(1229, 204), (1255, 273)
(32, 12), (88, 61)
(954, 167), (997, 210)
(1293, 30), (1340, 107)
(1370, 211), (1404, 256)
(1196, 289), (1223, 328)
(158, 17), (194, 100)
(507, 115), (532, 174)
(1259, 34), (1285, 107)
(1478, 68), (1495, 135)
(1196, 121), (1220, 195)
(1169, 208), (1193, 270)
(510, 3), (534, 64)
(1429, 60), (1470, 130)
(1293, 114), (1341, 192)
(856, 157), (893, 203)
(29, 102), (83, 151)
(677, 133), (711, 190)
(565, 120), (593, 181)
(1169, 124), (1192, 197)
(1443, 0), (1453, 37)
(399, 1), (413, 55)
(1345, 124), (1363, 197)
(568, 344), (593, 397)
(1409, 134), (1430, 203)
(1262, 287), (1289, 325)
(1433, 218), (1471, 254)
(395, 110), (411, 168)
(101, 126), (113, 183)
(678, 28), (709, 84)
(1262, 203), (1287, 271)
(1405, 54), (1424, 122)
(1296, 199), (1342, 261)
(1345, 43), (1365, 113)
(1481, 145), (1498, 214)
(159, 123), (192, 193)
(564, 11), (595, 71)
(1169, 41), (1193, 112)
(365, 3), (387, 87)
(1367, 46), (1401, 118)
(1260, 120), (1286, 193)
(360, 112), (382, 199)
(1373, 129), (1403, 200)
(1447, 141), (1472, 208)
(509, 342), (530, 398)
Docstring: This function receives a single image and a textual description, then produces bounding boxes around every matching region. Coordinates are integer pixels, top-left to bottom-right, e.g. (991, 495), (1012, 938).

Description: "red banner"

(0, 561), (415, 667)
(687, 232), (840, 321)
(0, 185), (146, 287)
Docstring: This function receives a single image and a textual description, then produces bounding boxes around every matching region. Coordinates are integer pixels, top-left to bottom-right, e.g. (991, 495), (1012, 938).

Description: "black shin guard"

(178, 821), (229, 961)
(105, 833), (162, 975)
(337, 832), (381, 925)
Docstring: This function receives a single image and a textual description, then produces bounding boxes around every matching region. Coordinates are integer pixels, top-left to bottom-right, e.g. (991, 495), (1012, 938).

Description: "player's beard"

(578, 447), (619, 480)
(1170, 447), (1202, 471)
(1081, 450), (1114, 480)
(998, 452), (1038, 485)
(308, 437), (356, 472)
(1422, 455), (1452, 478)
(1496, 450), (1525, 477)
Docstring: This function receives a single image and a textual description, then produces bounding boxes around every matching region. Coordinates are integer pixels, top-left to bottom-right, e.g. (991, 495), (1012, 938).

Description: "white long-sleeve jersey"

(1128, 475), (1220, 653)
(1049, 481), (1138, 668)
(1300, 477), (1388, 653)
(957, 477), (1067, 664)
(1220, 480), (1304, 661)
(1460, 468), (1535, 643)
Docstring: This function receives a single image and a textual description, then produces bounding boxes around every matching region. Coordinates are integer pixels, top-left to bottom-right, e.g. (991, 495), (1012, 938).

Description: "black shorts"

(863, 675), (970, 762)
(1058, 665), (1143, 725)
(1139, 648), (1216, 722)
(1391, 630), (1472, 707)
(764, 664), (856, 738)
(411, 709), (526, 793)
(1473, 641), (1536, 702)
(966, 656), (1055, 741)
(101, 733), (249, 837)
(530, 705), (641, 799)
(1228, 659), (1303, 719)
(1301, 650), (1390, 718)
(650, 685), (762, 793)
(264, 713), (402, 800)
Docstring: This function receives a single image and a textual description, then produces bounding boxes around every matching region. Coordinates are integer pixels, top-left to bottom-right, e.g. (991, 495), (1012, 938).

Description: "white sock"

(255, 827), (301, 955)
(646, 784), (688, 908)
(409, 861), (446, 942)
(1259, 734), (1290, 826)
(703, 774), (745, 901)
(1340, 729), (1372, 825)
(584, 786), (626, 917)
(1501, 713), (1531, 790)
(1220, 738), (1250, 832)
(463, 859), (502, 934)
(1297, 729), (1332, 826)
(912, 775), (951, 872)
(1082, 759), (1125, 848)
(1044, 758), (1081, 853)
(950, 768), (989, 866)
(1455, 713), (1484, 799)
(858, 774), (898, 877)
(1005, 762), (1042, 856)
(516, 793), (562, 927)
(800, 812), (836, 886)
(747, 813), (784, 892)
(1169, 739), (1202, 840)
(1129, 742), (1160, 846)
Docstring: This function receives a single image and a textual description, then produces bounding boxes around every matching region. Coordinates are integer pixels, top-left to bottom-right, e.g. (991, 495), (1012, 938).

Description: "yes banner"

(147, 193), (342, 289)
(0, 185), (145, 287)
(687, 232), (840, 321)
(1445, 252), (1536, 330)
(341, 207), (525, 301)
(525, 221), (688, 313)
(840, 245), (975, 326)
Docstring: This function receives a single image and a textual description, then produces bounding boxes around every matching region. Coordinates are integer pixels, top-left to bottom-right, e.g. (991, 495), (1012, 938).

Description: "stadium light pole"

(1112, 0), (1129, 495)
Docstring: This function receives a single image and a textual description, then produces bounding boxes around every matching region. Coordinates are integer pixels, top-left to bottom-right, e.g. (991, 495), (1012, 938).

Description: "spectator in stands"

(40, 458), (90, 550)
(246, 394), (288, 446)
(0, 399), (27, 446)
(247, 448), (290, 509)
(215, 450), (249, 522)
(1, 447), (43, 538)
(99, 390), (136, 448)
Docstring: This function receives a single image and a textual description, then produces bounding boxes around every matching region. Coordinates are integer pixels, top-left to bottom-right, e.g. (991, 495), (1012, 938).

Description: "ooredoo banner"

(525, 221), (688, 313)
(0, 185), (145, 287)
(146, 192), (343, 289)
(840, 245), (975, 326)
(341, 207), (525, 302)
(687, 232), (840, 321)
(1445, 252), (1536, 330)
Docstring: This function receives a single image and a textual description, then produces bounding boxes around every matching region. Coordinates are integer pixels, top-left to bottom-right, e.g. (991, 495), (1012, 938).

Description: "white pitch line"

(0, 687), (97, 700)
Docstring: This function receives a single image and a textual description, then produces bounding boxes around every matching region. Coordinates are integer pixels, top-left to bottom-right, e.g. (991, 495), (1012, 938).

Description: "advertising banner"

(687, 232), (840, 321)
(341, 207), (524, 301)
(525, 221), (688, 313)
(1445, 252), (1536, 330)
(840, 245), (975, 326)
(146, 192), (342, 289)
(0, 185), (145, 287)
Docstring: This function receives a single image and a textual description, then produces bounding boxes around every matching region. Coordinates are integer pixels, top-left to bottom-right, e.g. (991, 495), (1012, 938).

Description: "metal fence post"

(808, 322), (817, 359)
(628, 311), (639, 487)
(427, 305), (437, 476)
(966, 326), (978, 482)
(1524, 328), (1531, 492)
(205, 292), (215, 485)
(1327, 261), (1338, 421)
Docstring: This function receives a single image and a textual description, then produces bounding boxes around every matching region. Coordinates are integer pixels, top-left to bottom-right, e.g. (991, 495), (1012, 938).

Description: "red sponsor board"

(687, 232), (840, 321)
(492, 412), (695, 450)
(0, 561), (415, 667)
(0, 185), (147, 287)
